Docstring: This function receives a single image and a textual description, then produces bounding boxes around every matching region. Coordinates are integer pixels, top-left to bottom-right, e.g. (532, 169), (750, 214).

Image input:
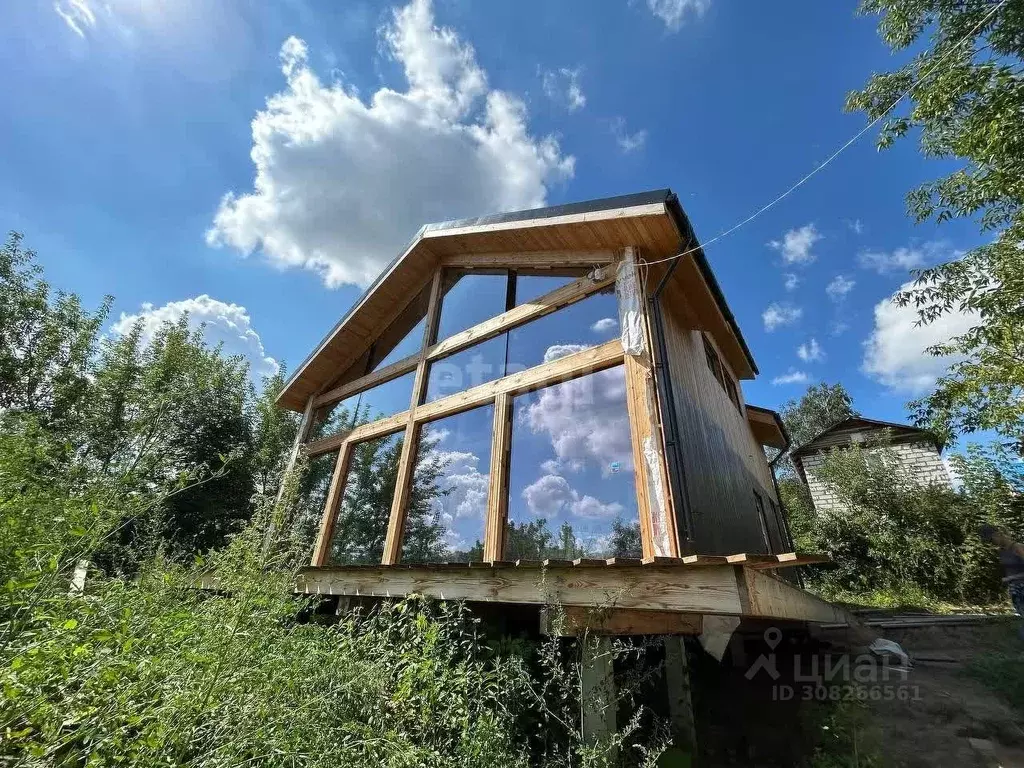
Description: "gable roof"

(790, 416), (944, 480)
(277, 189), (758, 411)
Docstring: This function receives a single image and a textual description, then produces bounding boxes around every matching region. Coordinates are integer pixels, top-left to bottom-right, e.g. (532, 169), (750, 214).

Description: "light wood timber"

(296, 563), (744, 614)
(740, 566), (847, 623)
(425, 268), (616, 362)
(313, 354), (419, 409)
(310, 439), (354, 566)
(382, 270), (443, 565)
(440, 249), (616, 269)
(542, 606), (703, 636)
(422, 202), (668, 242)
(312, 266), (617, 412)
(483, 392), (511, 561)
(413, 339), (623, 424)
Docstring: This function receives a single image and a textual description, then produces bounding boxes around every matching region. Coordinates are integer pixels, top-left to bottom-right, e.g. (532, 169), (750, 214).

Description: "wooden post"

(620, 247), (679, 559)
(580, 635), (617, 756)
(381, 269), (444, 565)
(483, 392), (511, 561)
(310, 438), (355, 566)
(276, 395), (316, 507)
(663, 636), (697, 755)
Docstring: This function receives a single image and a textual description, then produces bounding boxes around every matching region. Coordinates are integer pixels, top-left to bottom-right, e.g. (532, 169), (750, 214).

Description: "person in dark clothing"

(980, 524), (1024, 625)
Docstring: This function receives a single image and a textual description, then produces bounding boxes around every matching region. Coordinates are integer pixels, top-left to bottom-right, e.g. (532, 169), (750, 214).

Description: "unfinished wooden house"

(277, 189), (841, 632)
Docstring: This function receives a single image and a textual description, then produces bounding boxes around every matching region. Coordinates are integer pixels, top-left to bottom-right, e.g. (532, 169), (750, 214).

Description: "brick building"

(790, 417), (951, 513)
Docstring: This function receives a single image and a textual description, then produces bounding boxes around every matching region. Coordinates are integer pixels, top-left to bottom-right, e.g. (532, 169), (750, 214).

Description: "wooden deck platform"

(295, 554), (844, 626)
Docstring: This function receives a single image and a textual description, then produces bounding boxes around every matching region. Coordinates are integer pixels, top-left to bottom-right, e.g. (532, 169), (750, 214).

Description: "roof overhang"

(277, 189), (759, 411)
(746, 405), (790, 450)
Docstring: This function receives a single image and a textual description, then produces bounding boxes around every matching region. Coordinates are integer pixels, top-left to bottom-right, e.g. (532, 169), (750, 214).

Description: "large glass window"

(309, 371), (415, 442)
(504, 366), (641, 560)
(368, 284), (431, 371)
(294, 449), (339, 556)
(434, 270), (509, 342)
(423, 335), (506, 403)
(326, 431), (404, 565)
(513, 272), (580, 306)
(400, 405), (493, 563)
(505, 288), (618, 374)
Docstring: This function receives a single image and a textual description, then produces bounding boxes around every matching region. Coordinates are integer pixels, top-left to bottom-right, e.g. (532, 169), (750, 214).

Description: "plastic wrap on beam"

(616, 248), (646, 357)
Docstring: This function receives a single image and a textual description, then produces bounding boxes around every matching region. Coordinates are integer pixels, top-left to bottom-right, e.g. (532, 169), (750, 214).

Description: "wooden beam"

(382, 270), (444, 565)
(425, 269), (616, 363)
(414, 340), (624, 424)
(483, 392), (511, 561)
(739, 566), (847, 623)
(310, 440), (354, 566)
(296, 563), (744, 614)
(440, 249), (617, 269)
(381, 420), (421, 565)
(542, 606), (703, 636)
(620, 249), (678, 558)
(421, 202), (668, 241)
(313, 354), (418, 409)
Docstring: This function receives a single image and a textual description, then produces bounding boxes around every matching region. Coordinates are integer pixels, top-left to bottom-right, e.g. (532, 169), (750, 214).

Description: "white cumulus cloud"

(771, 369), (809, 386)
(523, 352), (633, 476)
(826, 274), (855, 301)
(762, 302), (802, 332)
(590, 317), (618, 334)
(797, 338), (823, 363)
(206, 0), (574, 288)
(784, 272), (799, 291)
(522, 473), (624, 519)
(769, 224), (821, 265)
(541, 66), (586, 112)
(645, 0), (710, 31)
(862, 279), (980, 394)
(111, 295), (279, 379)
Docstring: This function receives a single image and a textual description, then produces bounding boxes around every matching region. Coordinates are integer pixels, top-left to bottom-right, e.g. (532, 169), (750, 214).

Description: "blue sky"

(1, 0), (983, 434)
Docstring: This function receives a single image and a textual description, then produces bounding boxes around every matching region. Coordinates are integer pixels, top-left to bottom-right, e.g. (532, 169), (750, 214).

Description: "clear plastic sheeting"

(643, 435), (672, 557)
(615, 248), (646, 356)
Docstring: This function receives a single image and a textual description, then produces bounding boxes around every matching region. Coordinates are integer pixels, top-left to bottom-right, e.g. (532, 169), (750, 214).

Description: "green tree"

(780, 382), (858, 449)
(0, 232), (109, 440)
(847, 0), (1024, 448)
(609, 518), (642, 559)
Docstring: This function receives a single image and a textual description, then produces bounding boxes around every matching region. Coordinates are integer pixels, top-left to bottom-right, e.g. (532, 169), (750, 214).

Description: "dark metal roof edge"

(662, 194), (759, 376)
(421, 189), (673, 234)
(276, 225), (428, 408)
(790, 416), (943, 457)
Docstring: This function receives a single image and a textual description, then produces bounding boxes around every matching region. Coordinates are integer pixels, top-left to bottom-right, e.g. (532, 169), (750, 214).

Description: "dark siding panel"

(660, 299), (779, 554)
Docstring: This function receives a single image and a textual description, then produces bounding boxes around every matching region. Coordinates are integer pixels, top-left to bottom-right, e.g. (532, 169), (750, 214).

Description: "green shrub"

(782, 440), (1024, 606)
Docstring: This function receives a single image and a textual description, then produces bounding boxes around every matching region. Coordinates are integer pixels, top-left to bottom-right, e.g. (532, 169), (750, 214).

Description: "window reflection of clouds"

(505, 364), (640, 560)
(506, 288), (617, 372)
(402, 405), (493, 563)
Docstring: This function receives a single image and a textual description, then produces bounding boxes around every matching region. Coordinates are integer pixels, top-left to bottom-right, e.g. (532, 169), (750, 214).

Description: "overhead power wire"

(639, 0), (1008, 269)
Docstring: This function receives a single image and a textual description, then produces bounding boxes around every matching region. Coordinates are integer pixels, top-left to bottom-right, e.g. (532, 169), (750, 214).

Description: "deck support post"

(580, 636), (617, 758)
(663, 636), (697, 756)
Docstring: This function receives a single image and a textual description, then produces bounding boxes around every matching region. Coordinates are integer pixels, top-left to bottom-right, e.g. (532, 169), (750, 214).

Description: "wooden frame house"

(277, 189), (841, 631)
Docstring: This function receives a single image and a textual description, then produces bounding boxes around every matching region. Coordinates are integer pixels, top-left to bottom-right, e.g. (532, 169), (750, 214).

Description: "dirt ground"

(690, 618), (1024, 767)
(863, 621), (1024, 767)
